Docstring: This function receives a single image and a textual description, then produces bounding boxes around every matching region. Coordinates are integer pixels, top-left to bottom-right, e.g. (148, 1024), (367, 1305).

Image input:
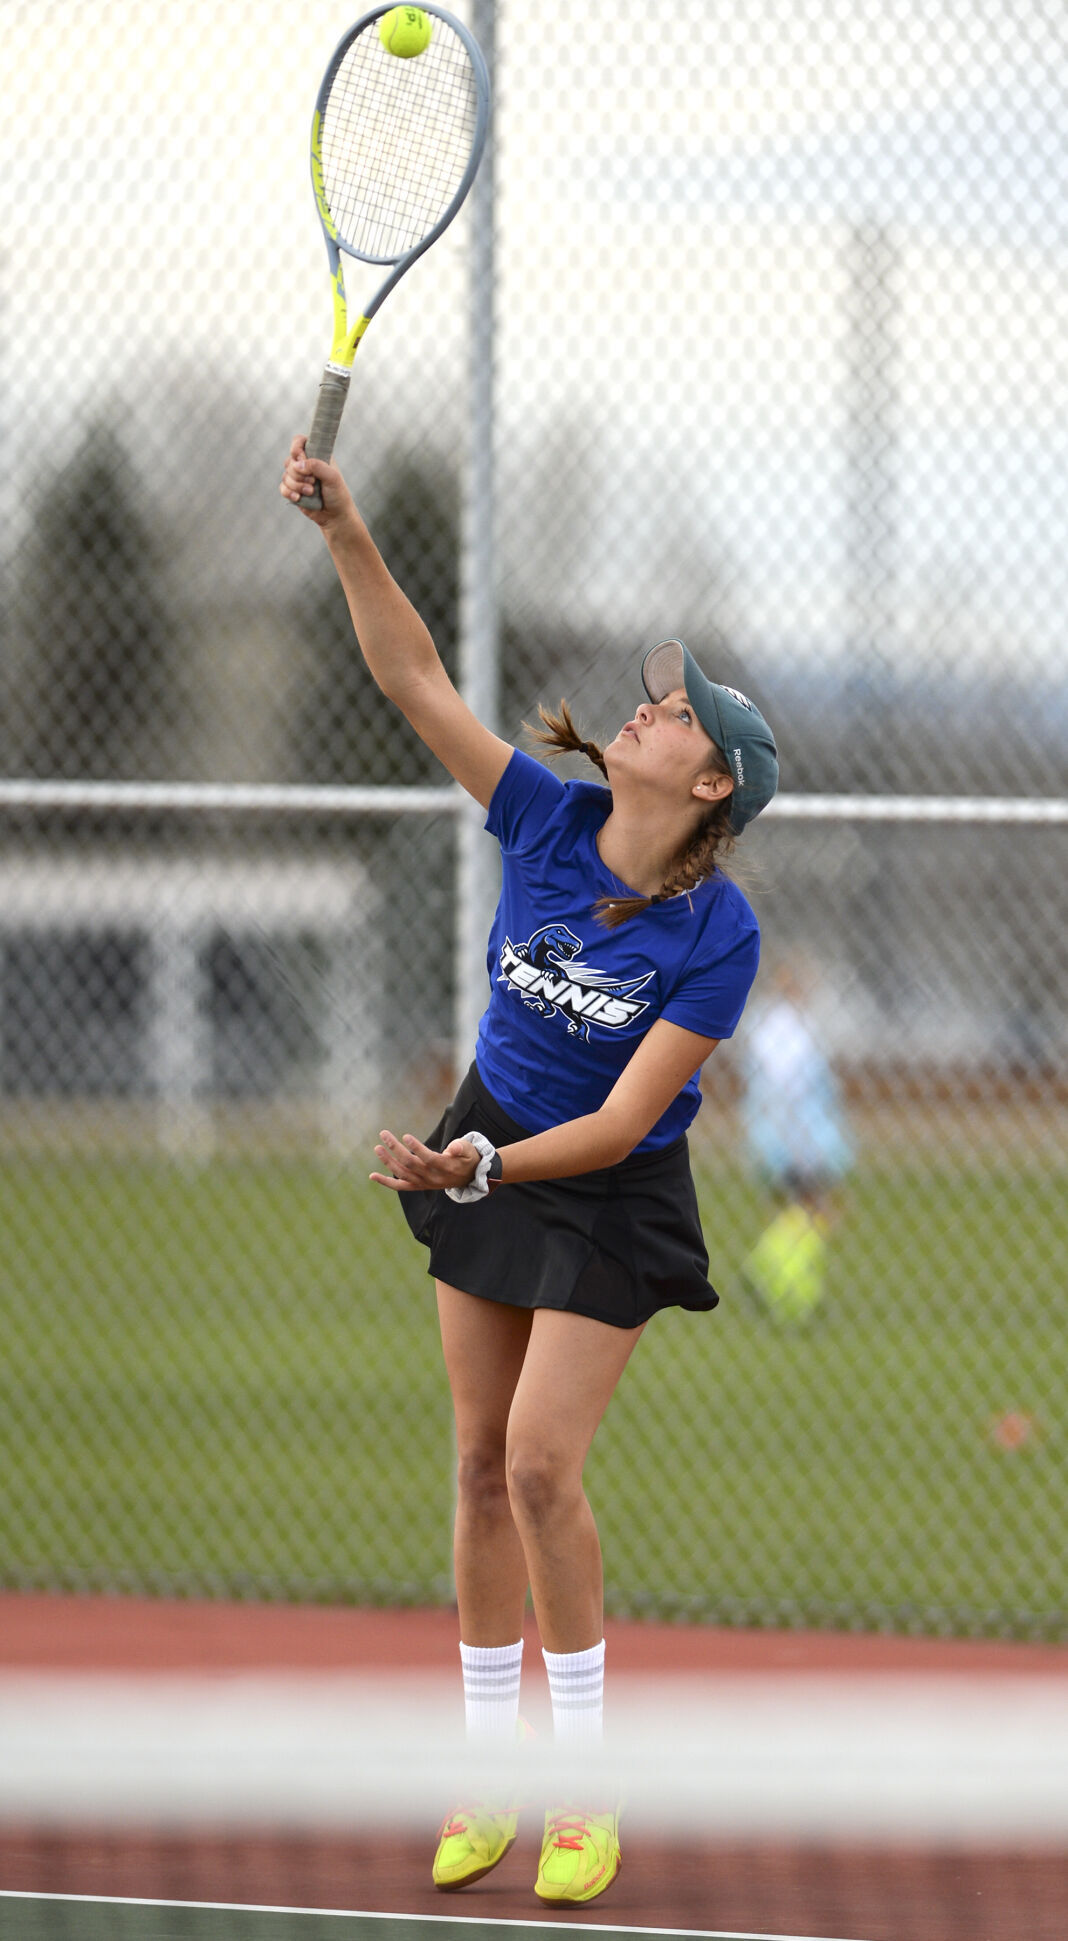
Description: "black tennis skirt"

(398, 1062), (719, 1330)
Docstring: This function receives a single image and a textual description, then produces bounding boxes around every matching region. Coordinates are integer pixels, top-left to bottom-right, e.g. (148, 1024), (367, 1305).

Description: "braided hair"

(525, 700), (736, 930)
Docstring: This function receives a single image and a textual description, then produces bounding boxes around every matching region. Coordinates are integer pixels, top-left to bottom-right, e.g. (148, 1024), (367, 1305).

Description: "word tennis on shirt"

(498, 932), (653, 1035)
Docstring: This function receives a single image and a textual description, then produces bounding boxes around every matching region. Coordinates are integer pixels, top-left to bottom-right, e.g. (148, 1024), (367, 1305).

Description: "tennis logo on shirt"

(497, 923), (654, 1041)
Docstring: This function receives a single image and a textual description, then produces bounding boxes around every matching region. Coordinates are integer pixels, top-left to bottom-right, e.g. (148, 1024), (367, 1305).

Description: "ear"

(692, 772), (733, 805)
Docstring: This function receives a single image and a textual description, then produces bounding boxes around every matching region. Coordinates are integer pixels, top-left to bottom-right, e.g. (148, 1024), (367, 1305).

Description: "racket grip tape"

(300, 367), (351, 511)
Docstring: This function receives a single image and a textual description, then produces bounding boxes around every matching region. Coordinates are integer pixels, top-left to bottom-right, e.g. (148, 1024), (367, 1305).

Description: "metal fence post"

(454, 0), (500, 1086)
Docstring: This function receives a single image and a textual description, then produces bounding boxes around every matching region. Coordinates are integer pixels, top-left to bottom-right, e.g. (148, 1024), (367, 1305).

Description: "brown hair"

(525, 700), (736, 929)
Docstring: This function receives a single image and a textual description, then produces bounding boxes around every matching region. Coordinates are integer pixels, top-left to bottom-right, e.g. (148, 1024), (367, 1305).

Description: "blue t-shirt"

(474, 748), (761, 1152)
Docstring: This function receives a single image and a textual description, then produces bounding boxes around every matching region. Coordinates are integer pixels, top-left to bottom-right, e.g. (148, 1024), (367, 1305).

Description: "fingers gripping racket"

(299, 5), (490, 508)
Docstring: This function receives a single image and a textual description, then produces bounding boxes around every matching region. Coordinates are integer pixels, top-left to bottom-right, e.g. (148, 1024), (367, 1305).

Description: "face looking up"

(605, 689), (734, 814)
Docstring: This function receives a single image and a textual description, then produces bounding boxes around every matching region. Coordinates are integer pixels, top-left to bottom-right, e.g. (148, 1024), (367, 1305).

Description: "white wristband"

(445, 1129), (500, 1203)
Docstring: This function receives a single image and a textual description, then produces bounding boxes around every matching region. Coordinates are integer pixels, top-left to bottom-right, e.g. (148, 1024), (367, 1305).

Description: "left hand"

(370, 1130), (480, 1194)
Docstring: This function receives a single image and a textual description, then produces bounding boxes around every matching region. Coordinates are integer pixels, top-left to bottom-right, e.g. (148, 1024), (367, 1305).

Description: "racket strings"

(321, 24), (480, 262)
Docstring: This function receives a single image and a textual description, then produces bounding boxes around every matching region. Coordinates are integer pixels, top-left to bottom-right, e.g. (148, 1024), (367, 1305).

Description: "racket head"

(310, 4), (490, 291)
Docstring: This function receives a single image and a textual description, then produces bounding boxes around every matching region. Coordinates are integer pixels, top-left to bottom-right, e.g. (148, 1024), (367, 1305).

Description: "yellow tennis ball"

(378, 6), (433, 57)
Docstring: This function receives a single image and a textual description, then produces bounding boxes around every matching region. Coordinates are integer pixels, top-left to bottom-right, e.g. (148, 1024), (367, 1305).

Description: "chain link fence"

(1, 0), (1066, 1637)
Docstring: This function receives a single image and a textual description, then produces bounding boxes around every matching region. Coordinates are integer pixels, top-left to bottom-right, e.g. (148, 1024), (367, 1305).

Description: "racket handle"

(301, 366), (351, 510)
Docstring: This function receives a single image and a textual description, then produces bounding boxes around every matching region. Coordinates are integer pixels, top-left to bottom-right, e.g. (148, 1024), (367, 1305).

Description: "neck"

(596, 795), (700, 898)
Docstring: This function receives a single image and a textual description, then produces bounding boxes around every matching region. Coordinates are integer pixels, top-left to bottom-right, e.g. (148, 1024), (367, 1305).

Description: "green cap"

(641, 638), (779, 834)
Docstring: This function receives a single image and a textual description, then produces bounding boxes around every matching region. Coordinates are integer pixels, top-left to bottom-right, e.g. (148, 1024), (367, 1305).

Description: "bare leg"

(505, 1308), (644, 1653)
(435, 1280), (533, 1645)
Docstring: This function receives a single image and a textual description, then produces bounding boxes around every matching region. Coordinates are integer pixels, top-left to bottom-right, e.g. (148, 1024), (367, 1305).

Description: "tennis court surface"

(0, 1897), (865, 1941)
(3, 1600), (1067, 1940)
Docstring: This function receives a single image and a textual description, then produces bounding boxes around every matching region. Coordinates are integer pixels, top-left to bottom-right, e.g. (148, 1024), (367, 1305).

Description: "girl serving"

(281, 435), (778, 1904)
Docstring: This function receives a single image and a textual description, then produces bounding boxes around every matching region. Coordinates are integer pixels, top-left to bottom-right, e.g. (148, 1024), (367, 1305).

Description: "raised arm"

(370, 1018), (722, 1195)
(281, 437), (513, 808)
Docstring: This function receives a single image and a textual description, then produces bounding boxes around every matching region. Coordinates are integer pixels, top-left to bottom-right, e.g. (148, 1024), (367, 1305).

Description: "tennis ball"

(378, 6), (433, 57)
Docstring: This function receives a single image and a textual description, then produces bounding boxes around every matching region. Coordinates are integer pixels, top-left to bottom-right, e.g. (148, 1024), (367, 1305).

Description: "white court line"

(0, 1890), (868, 1940)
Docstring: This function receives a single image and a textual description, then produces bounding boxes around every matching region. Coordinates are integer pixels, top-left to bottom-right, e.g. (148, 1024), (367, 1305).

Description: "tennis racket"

(297, 4), (491, 508)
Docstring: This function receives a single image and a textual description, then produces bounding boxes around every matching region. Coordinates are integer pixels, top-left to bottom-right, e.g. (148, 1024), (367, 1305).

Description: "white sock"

(542, 1639), (606, 1742)
(459, 1639), (524, 1742)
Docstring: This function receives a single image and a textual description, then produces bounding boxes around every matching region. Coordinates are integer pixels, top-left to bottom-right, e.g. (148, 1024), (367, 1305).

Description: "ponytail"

(524, 699), (609, 780)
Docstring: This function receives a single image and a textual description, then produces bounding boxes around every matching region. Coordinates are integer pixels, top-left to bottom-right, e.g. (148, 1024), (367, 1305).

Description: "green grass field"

(0, 1140), (1064, 1636)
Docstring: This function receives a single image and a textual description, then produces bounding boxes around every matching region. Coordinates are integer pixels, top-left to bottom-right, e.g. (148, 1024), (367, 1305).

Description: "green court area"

(0, 1142), (1064, 1637)
(0, 1898), (799, 1941)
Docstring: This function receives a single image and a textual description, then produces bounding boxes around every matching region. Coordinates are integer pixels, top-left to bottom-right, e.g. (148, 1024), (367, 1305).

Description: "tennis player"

(281, 436), (778, 1905)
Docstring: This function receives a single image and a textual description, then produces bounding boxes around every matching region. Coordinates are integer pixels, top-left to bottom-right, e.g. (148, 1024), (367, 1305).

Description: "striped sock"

(542, 1639), (606, 1742)
(459, 1638), (525, 1742)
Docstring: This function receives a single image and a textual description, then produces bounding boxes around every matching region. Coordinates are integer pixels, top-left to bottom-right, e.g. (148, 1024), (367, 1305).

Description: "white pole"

(454, 0), (500, 1085)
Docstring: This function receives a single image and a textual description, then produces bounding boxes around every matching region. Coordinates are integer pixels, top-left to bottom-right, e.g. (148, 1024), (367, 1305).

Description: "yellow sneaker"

(432, 1802), (519, 1890)
(534, 1804), (622, 1904)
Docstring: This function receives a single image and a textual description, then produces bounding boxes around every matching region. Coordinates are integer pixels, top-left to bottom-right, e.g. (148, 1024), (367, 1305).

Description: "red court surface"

(2, 1593), (1065, 1675)
(1, 1594), (1066, 1940)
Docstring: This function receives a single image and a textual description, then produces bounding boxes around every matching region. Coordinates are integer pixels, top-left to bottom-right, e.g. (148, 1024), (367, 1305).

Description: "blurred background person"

(740, 960), (854, 1324)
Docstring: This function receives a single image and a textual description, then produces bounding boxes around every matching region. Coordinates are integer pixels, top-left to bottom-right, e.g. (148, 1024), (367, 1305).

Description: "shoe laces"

(440, 1804), (482, 1838)
(441, 1801), (514, 1839)
(546, 1809), (591, 1851)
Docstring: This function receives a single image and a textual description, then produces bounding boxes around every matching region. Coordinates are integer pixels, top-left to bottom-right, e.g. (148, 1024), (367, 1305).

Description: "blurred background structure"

(0, 0), (1065, 1638)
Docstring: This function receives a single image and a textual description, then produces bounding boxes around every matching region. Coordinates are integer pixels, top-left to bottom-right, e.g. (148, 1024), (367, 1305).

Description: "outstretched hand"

(371, 1131), (481, 1194)
(279, 434), (353, 527)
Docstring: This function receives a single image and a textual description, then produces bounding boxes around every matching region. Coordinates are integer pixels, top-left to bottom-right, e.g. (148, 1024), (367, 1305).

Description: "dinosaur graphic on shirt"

(497, 923), (654, 1041)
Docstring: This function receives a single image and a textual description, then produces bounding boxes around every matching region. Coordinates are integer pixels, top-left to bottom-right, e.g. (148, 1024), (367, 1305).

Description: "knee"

(506, 1443), (575, 1528)
(455, 1441), (511, 1516)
